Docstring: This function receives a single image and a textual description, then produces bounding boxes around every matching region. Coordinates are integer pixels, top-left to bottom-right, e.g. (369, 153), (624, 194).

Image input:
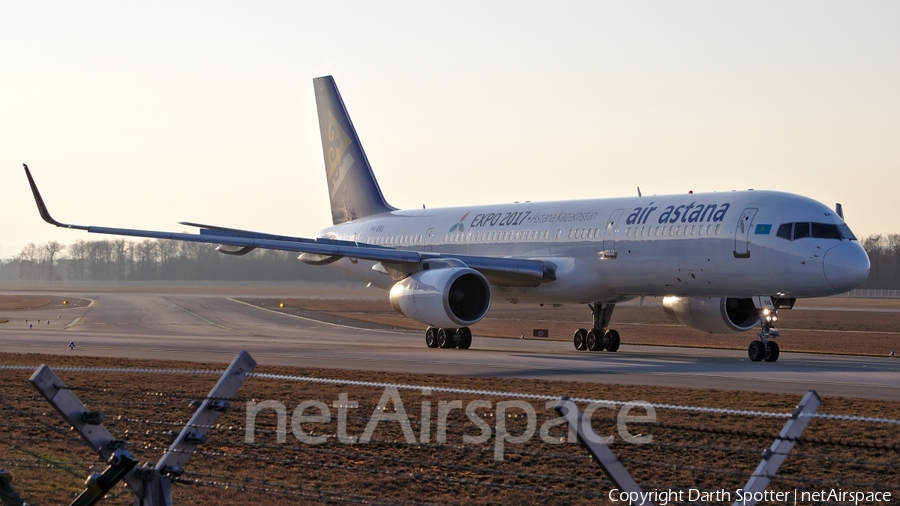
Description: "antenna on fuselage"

(835, 203), (844, 219)
(637, 187), (642, 198)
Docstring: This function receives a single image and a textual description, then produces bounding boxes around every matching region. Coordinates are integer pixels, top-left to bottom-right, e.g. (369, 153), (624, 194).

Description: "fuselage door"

(425, 228), (436, 252)
(601, 209), (625, 259)
(734, 207), (758, 258)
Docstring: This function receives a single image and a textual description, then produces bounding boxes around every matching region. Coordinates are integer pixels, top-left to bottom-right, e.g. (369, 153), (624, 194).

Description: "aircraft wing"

(24, 165), (555, 287)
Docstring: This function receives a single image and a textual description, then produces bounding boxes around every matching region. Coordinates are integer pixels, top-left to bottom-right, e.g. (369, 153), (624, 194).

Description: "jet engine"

(389, 267), (491, 328)
(662, 297), (759, 334)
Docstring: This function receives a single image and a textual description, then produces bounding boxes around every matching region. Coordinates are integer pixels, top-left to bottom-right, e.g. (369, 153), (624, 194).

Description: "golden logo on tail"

(326, 109), (353, 198)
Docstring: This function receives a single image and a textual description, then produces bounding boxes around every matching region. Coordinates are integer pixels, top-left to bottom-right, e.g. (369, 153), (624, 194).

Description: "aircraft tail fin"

(314, 76), (395, 225)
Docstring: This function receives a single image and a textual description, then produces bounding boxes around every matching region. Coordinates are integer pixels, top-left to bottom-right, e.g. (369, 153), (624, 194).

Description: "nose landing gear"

(573, 302), (620, 352)
(748, 308), (780, 362)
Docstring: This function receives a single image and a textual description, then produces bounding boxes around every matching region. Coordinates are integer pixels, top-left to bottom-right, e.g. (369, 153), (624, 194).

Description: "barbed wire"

(10, 395), (891, 461)
(1, 434), (101, 449)
(5, 364), (900, 425)
(1, 457), (97, 466)
(786, 449), (900, 471)
(176, 447), (608, 498)
(800, 412), (900, 424)
(0, 365), (816, 419)
(0, 398), (78, 438)
(5, 445), (86, 479)
(618, 456), (755, 479)
(246, 372), (804, 419)
(631, 437), (900, 472)
(116, 434), (614, 492)
(762, 471), (900, 491)
(5, 363), (900, 505)
(647, 421), (900, 450)
(0, 365), (223, 375)
(200, 438), (612, 488)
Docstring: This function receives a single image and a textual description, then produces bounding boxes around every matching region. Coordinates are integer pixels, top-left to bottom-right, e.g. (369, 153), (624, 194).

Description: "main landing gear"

(573, 302), (620, 352)
(425, 326), (472, 349)
(747, 308), (780, 362)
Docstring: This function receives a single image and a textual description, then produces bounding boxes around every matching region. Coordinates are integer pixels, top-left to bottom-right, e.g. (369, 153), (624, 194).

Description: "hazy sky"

(1, 1), (898, 259)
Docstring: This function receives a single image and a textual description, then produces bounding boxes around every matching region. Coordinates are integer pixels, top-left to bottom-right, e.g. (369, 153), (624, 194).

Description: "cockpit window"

(776, 223), (792, 239)
(777, 221), (854, 241)
(838, 224), (857, 241)
(811, 223), (842, 240)
(794, 222), (810, 240)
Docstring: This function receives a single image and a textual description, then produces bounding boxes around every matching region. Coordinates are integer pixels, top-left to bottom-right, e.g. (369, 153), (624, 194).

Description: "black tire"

(764, 341), (780, 362)
(457, 327), (472, 349)
(605, 329), (620, 352)
(573, 328), (588, 351)
(437, 328), (450, 348)
(748, 340), (766, 362)
(425, 327), (439, 348)
(587, 329), (604, 352)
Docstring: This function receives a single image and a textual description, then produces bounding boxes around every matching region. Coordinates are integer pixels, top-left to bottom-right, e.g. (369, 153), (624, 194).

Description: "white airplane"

(23, 76), (870, 362)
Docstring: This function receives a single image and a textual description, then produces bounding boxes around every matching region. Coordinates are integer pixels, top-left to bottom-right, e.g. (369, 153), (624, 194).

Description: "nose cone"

(823, 243), (870, 292)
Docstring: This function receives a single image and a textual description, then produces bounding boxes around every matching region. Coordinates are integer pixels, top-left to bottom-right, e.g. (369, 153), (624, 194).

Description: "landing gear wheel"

(764, 341), (780, 362)
(748, 340), (766, 362)
(587, 329), (604, 352)
(438, 328), (454, 349)
(457, 328), (472, 349)
(425, 327), (439, 348)
(604, 329), (620, 352)
(573, 328), (588, 351)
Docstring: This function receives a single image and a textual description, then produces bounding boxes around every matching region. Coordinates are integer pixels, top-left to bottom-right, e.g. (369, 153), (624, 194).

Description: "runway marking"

(166, 299), (251, 335)
(228, 297), (403, 334)
(64, 317), (82, 330)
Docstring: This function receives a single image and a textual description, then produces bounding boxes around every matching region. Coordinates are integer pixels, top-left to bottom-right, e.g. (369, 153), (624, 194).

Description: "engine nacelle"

(662, 297), (759, 334)
(389, 267), (491, 328)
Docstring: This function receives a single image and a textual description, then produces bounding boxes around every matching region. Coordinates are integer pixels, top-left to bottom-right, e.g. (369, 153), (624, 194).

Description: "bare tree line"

(0, 239), (354, 283)
(861, 234), (900, 289)
(2, 235), (899, 288)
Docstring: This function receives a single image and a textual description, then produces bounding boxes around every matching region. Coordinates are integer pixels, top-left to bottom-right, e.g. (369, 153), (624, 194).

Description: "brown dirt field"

(270, 297), (900, 357)
(0, 295), (53, 310)
(0, 295), (92, 312)
(1, 353), (898, 505)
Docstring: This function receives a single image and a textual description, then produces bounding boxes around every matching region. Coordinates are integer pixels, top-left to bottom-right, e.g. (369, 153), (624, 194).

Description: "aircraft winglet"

(23, 164), (88, 230)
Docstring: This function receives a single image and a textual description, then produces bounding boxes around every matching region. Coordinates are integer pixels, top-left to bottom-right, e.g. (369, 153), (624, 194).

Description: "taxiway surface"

(1, 291), (898, 400)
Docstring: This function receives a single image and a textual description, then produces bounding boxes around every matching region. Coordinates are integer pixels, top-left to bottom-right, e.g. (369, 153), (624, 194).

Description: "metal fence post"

(30, 351), (256, 506)
(132, 350), (257, 506)
(555, 397), (654, 506)
(734, 390), (821, 506)
(70, 450), (139, 506)
(29, 365), (144, 496)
